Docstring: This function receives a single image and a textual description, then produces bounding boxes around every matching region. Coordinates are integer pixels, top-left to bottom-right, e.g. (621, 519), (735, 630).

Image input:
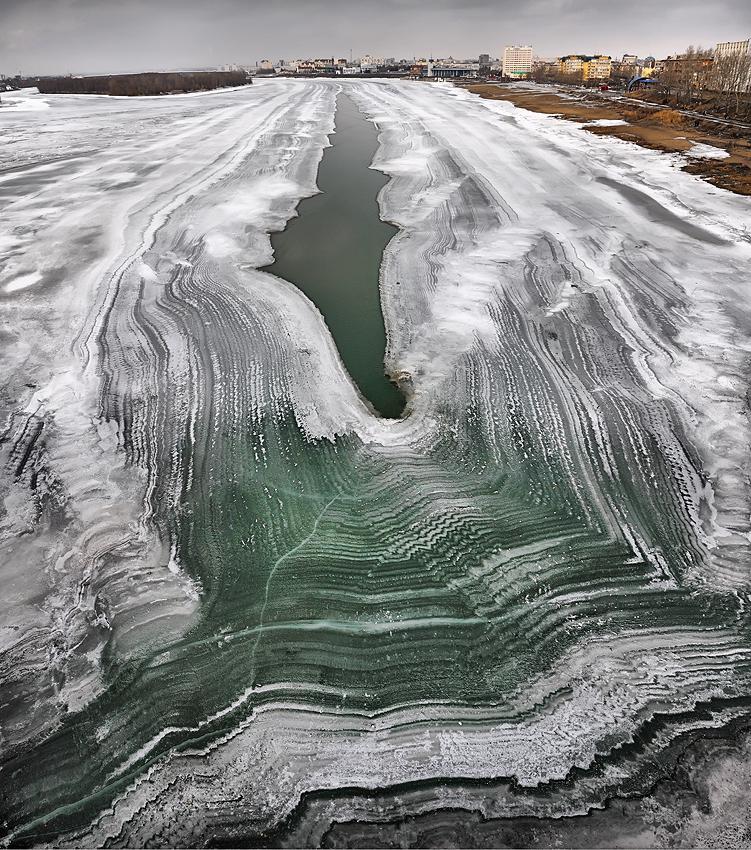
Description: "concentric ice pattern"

(0, 79), (750, 847)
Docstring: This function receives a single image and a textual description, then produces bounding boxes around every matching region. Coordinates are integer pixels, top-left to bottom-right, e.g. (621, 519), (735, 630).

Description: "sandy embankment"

(467, 84), (751, 196)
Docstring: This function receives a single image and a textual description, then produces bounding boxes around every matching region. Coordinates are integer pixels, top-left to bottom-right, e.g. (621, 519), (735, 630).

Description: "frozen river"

(1, 80), (751, 847)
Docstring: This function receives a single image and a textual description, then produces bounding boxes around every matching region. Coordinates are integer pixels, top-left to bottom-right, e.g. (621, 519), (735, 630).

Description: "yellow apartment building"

(558, 54), (612, 82)
(583, 55), (612, 81)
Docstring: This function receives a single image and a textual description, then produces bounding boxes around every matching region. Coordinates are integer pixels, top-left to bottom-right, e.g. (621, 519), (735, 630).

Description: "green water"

(264, 92), (405, 418)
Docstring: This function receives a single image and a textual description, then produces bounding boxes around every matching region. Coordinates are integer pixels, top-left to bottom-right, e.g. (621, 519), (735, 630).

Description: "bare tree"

(658, 46), (713, 107)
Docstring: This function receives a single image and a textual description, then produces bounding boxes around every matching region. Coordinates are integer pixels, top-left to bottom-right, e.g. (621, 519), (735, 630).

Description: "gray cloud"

(1, 0), (750, 76)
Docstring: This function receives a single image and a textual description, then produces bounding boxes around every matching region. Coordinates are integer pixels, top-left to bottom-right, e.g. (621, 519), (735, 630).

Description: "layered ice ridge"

(0, 79), (750, 846)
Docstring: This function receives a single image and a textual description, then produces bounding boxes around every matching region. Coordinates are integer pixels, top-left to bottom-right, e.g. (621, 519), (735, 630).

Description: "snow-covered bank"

(0, 87), (50, 110)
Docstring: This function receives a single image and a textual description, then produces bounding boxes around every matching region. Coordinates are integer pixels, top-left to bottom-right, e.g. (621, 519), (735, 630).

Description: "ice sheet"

(1, 79), (750, 847)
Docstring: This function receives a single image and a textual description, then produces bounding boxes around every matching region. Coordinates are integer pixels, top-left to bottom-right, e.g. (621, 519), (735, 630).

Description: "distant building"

(659, 52), (714, 89)
(532, 59), (559, 80)
(360, 54), (383, 71)
(503, 45), (533, 78)
(714, 38), (751, 91)
(429, 61), (479, 79)
(558, 55), (585, 77)
(715, 38), (751, 58)
(621, 53), (638, 65)
(583, 55), (612, 81)
(479, 53), (490, 66)
(558, 54), (611, 82)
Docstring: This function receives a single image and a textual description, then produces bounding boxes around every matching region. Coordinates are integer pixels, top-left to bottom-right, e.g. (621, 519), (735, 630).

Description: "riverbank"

(466, 83), (751, 196)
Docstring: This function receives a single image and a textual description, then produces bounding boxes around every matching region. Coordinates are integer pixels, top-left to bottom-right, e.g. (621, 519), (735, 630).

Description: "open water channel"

(264, 91), (405, 418)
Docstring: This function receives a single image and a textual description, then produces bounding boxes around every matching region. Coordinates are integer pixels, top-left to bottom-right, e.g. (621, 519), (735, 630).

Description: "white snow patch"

(686, 142), (730, 160)
(4, 272), (42, 293)
(1, 88), (50, 111)
(587, 118), (629, 127)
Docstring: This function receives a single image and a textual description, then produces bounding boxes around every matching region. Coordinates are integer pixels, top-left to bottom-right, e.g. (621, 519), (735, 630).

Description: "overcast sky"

(2, 0), (750, 76)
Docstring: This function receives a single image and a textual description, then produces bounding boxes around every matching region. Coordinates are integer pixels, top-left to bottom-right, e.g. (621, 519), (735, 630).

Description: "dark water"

(264, 92), (405, 418)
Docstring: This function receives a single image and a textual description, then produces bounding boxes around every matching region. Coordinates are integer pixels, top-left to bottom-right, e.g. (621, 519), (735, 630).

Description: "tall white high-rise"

(503, 45), (533, 78)
(715, 38), (750, 58)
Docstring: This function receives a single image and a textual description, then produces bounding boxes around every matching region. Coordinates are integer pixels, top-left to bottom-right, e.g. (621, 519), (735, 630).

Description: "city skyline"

(2, 0), (750, 77)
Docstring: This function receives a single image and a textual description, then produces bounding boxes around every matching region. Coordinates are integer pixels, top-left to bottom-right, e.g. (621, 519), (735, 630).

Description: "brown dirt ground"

(466, 84), (751, 196)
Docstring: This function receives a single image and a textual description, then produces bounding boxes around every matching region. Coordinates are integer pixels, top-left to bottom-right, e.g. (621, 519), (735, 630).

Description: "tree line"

(657, 45), (751, 119)
(37, 70), (248, 96)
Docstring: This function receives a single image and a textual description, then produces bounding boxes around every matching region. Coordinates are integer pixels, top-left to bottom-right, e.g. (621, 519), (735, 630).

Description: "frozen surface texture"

(1, 80), (750, 848)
